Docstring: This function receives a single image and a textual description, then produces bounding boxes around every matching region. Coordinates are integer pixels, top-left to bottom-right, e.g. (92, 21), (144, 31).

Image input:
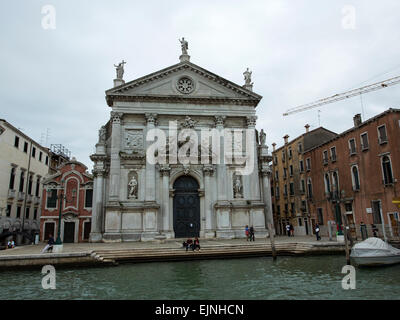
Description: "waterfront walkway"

(0, 236), (347, 268)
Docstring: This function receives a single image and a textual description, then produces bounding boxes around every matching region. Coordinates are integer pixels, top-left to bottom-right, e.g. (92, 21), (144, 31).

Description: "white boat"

(350, 237), (400, 267)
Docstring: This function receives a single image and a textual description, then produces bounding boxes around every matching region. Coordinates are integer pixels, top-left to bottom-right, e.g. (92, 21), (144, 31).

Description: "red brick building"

(304, 109), (400, 240)
(40, 159), (93, 243)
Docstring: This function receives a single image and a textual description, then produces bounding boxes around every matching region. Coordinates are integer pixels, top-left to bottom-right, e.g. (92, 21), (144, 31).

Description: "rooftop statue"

(179, 37), (189, 55)
(114, 60), (126, 80)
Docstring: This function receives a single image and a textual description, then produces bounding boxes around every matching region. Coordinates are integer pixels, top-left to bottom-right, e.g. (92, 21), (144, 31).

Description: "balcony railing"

(18, 192), (25, 201)
(8, 189), (16, 199)
(27, 195), (33, 203)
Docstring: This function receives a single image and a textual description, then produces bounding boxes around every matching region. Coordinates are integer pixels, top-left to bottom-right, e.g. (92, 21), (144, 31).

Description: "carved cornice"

(214, 115), (226, 127)
(119, 151), (145, 161)
(105, 61), (262, 107)
(90, 154), (108, 162)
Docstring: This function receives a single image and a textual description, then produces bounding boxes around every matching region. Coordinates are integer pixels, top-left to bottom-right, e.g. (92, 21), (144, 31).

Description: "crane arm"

(283, 75), (400, 116)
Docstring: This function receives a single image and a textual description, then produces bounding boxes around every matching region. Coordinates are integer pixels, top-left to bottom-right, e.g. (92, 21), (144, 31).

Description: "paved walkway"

(0, 235), (335, 256)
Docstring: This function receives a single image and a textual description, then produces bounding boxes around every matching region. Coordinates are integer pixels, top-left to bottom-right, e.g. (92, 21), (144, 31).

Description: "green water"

(1, 256), (399, 300)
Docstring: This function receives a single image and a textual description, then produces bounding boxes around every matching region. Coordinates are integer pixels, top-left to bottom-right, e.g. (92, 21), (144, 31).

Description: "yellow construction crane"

(283, 75), (400, 116)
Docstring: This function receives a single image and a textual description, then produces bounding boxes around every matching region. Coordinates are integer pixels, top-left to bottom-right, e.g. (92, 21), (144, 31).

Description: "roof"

(304, 108), (400, 153)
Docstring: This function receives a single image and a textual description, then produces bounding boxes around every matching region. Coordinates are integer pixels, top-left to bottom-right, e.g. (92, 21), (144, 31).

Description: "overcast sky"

(1, 0), (400, 170)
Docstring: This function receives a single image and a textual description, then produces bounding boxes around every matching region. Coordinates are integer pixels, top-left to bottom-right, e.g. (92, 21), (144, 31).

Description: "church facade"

(90, 43), (273, 242)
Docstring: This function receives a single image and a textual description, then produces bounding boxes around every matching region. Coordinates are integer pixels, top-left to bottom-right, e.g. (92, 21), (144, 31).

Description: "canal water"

(1, 255), (399, 299)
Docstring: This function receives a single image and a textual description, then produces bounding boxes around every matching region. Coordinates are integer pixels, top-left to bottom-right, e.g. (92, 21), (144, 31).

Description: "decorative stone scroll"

(125, 130), (144, 150)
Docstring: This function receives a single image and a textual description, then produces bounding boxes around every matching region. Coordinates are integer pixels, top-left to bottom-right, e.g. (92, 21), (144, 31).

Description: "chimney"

(283, 135), (289, 145)
(353, 114), (362, 127)
(272, 143), (276, 152)
(305, 124), (310, 133)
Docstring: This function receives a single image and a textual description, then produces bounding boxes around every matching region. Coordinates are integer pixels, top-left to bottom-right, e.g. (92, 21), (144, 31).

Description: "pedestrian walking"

(315, 224), (321, 241)
(290, 224), (294, 237)
(286, 223), (291, 237)
(249, 226), (255, 241)
(245, 225), (250, 241)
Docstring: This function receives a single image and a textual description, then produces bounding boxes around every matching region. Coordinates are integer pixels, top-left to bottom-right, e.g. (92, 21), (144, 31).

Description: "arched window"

(324, 173), (331, 193)
(9, 167), (16, 190)
(307, 178), (313, 198)
(332, 171), (339, 193)
(351, 166), (360, 191)
(382, 156), (394, 185)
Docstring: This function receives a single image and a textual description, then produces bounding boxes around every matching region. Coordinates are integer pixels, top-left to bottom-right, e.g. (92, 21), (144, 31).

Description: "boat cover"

(351, 237), (400, 257)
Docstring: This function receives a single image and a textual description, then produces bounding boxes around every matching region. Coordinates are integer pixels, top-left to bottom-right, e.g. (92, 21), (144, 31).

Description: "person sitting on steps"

(182, 238), (193, 251)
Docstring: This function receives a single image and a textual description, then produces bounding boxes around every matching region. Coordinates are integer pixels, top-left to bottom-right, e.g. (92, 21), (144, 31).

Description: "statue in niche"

(128, 174), (138, 199)
(233, 174), (243, 198)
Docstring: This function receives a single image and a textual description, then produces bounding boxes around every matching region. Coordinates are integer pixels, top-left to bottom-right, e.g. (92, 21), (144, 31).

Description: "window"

(32, 147), (36, 158)
(35, 177), (40, 197)
(317, 208), (324, 225)
(332, 171), (339, 193)
(349, 138), (356, 155)
(300, 179), (305, 194)
(298, 143), (303, 153)
(330, 146), (337, 162)
(39, 152), (43, 162)
(288, 147), (292, 159)
(19, 171), (25, 192)
(301, 200), (307, 212)
(14, 136), (19, 148)
(285, 203), (289, 214)
(28, 175), (33, 195)
(372, 201), (382, 224)
(16, 206), (21, 218)
(361, 133), (369, 150)
(9, 167), (16, 190)
(323, 150), (328, 164)
(275, 171), (279, 180)
(23, 142), (28, 153)
(324, 173), (331, 193)
(290, 203), (295, 215)
(298, 218), (303, 226)
(34, 208), (38, 220)
(46, 189), (58, 208)
(382, 155), (394, 185)
(283, 168), (287, 179)
(282, 150), (286, 162)
(351, 166), (360, 191)
(299, 160), (304, 172)
(378, 125), (388, 144)
(271, 187), (274, 197)
(85, 189), (93, 208)
(25, 207), (30, 219)
(306, 158), (311, 171)
(45, 156), (49, 165)
(307, 178), (313, 198)
(277, 205), (281, 215)
(289, 182), (294, 196)
(289, 165), (293, 177)
(6, 204), (12, 217)
(276, 186), (279, 198)
(284, 184), (288, 197)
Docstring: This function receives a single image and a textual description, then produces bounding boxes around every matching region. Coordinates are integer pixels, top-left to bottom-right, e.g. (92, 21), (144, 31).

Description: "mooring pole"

(268, 223), (277, 261)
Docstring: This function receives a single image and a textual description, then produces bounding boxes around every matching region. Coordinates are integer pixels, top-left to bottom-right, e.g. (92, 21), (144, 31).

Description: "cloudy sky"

(1, 0), (400, 169)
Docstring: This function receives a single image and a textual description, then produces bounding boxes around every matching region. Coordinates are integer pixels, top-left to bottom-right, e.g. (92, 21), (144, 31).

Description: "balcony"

(34, 196), (41, 205)
(17, 192), (25, 201)
(27, 195), (33, 203)
(8, 189), (16, 199)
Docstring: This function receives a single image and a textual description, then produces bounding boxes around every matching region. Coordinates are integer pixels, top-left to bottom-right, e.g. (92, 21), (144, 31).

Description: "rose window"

(177, 77), (194, 94)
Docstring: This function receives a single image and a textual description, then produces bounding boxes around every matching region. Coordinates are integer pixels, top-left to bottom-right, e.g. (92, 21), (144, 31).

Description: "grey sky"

(1, 0), (400, 169)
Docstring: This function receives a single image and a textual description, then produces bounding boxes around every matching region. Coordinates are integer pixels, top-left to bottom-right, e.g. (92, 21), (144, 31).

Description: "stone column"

(109, 111), (123, 203)
(215, 116), (228, 200)
(160, 165), (171, 234)
(246, 116), (260, 200)
(261, 166), (274, 233)
(145, 113), (157, 202)
(203, 165), (215, 238)
(90, 169), (105, 242)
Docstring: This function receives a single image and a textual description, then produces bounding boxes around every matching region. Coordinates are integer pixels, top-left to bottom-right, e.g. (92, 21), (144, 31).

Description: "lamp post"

(46, 179), (76, 246)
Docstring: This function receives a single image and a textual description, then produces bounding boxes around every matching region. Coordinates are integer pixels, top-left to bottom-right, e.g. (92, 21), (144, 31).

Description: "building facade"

(90, 45), (274, 242)
(304, 109), (400, 240)
(0, 119), (50, 240)
(40, 159), (93, 243)
(271, 126), (337, 236)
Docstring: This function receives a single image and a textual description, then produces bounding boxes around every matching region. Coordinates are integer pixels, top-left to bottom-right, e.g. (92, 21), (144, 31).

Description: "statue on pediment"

(260, 129), (266, 146)
(243, 68), (253, 86)
(179, 37), (189, 55)
(114, 60), (126, 80)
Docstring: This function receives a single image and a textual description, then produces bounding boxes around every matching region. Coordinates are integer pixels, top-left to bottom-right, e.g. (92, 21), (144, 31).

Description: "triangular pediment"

(106, 61), (262, 107)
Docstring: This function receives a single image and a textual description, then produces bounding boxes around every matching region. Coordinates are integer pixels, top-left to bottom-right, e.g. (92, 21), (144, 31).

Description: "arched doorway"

(173, 175), (200, 238)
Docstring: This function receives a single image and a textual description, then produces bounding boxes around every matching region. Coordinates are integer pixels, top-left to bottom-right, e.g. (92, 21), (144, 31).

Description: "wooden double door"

(173, 176), (200, 238)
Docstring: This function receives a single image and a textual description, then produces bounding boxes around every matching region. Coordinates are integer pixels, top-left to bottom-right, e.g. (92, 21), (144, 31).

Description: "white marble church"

(90, 39), (273, 242)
